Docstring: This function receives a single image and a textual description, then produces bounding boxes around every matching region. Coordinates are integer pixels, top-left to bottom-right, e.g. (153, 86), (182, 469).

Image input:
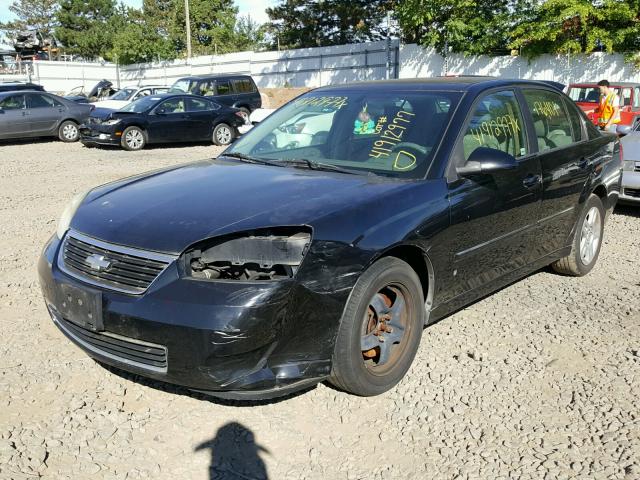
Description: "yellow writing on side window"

(469, 115), (520, 146)
(532, 101), (561, 118)
(293, 96), (348, 109)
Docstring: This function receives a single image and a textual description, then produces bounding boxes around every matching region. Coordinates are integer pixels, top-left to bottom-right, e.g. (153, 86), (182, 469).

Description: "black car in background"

(169, 74), (261, 118)
(40, 78), (622, 400)
(79, 93), (246, 150)
(0, 90), (93, 142)
(0, 81), (45, 93)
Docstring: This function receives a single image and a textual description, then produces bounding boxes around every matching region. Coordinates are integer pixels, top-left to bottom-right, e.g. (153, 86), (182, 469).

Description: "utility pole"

(185, 0), (192, 59)
(385, 11), (391, 80)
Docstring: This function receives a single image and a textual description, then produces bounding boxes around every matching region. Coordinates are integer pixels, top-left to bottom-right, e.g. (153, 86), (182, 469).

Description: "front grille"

(54, 313), (167, 372)
(60, 230), (176, 294)
(624, 188), (640, 198)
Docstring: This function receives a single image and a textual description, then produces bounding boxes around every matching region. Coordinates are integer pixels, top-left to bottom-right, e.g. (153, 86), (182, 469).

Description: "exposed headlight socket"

(185, 228), (311, 281)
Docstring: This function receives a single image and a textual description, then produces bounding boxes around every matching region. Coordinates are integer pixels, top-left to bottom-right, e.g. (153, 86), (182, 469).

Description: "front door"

(148, 97), (188, 143)
(0, 94), (29, 139)
(443, 89), (542, 303)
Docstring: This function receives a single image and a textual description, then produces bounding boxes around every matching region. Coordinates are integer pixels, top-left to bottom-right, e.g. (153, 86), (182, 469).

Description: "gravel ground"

(0, 139), (639, 480)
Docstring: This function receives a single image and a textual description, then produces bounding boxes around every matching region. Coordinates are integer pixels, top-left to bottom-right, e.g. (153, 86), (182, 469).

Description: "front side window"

(121, 96), (163, 113)
(110, 88), (136, 101)
(197, 81), (216, 96)
(0, 94), (25, 110)
(216, 80), (231, 95)
(227, 90), (462, 178)
(461, 90), (527, 161)
(156, 98), (185, 114)
(132, 89), (152, 100)
(523, 89), (573, 151)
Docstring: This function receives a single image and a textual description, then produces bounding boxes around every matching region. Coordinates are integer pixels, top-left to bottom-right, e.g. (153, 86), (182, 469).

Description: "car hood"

(93, 100), (128, 109)
(70, 158), (414, 254)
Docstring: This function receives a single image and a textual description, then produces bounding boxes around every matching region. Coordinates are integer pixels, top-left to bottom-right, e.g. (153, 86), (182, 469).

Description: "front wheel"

(58, 120), (79, 142)
(552, 194), (605, 276)
(329, 257), (425, 396)
(121, 126), (146, 151)
(212, 123), (235, 146)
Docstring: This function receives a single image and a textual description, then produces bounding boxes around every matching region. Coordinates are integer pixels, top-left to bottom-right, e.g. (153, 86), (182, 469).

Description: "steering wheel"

(389, 142), (427, 171)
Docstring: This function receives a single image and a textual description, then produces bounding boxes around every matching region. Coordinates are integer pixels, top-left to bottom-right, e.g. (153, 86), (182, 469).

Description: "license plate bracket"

(56, 283), (104, 331)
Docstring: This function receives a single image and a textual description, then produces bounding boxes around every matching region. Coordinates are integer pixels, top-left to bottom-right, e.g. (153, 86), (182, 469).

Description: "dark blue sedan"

(40, 78), (622, 400)
(79, 93), (247, 150)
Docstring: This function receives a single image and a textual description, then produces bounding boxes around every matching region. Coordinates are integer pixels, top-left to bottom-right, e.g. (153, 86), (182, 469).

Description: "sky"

(0, 0), (278, 25)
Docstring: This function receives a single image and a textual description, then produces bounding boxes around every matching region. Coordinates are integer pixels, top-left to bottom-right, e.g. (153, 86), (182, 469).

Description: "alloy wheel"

(125, 129), (144, 150)
(579, 206), (601, 265)
(215, 126), (232, 144)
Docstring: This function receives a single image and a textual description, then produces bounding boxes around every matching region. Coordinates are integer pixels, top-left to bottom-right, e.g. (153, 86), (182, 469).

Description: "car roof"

(313, 77), (563, 93)
(175, 74), (252, 81)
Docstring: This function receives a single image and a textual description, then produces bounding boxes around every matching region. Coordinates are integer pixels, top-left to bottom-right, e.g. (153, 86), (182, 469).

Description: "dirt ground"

(260, 87), (311, 108)
(0, 139), (638, 480)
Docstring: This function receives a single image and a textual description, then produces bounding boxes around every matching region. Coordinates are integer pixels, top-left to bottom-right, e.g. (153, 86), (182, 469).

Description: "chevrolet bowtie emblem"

(85, 254), (111, 271)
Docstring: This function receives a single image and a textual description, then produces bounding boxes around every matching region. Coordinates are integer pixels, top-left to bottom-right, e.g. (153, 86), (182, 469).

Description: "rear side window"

(232, 78), (255, 93)
(216, 80), (231, 95)
(522, 90), (573, 151)
(0, 94), (25, 110)
(186, 97), (220, 112)
(462, 90), (527, 161)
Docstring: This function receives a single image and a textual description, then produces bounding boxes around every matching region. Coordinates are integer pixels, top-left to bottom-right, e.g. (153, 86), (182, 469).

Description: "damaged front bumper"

(37, 234), (348, 400)
(79, 124), (121, 146)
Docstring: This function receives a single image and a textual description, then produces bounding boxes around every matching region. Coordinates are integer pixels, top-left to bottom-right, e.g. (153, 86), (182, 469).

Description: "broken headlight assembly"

(183, 228), (312, 281)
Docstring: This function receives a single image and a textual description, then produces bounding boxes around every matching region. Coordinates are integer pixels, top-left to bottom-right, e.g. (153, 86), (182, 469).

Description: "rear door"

(0, 94), (29, 139)
(444, 89), (542, 302)
(185, 97), (220, 140)
(25, 93), (64, 134)
(520, 88), (592, 255)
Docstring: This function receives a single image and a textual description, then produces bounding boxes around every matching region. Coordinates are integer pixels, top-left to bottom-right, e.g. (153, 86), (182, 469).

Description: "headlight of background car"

(102, 119), (121, 126)
(185, 229), (311, 281)
(56, 190), (90, 239)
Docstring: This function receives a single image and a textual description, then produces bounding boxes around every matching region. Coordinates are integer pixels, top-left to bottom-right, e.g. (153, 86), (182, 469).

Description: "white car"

(238, 108), (276, 134)
(92, 85), (169, 110)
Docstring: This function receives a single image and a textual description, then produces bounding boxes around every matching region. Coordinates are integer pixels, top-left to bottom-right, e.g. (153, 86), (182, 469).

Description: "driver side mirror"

(456, 147), (518, 176)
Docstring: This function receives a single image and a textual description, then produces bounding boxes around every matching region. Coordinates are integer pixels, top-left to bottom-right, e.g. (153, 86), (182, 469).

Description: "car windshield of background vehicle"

(120, 96), (162, 113)
(169, 79), (195, 93)
(568, 86), (621, 104)
(109, 88), (136, 101)
(227, 90), (462, 178)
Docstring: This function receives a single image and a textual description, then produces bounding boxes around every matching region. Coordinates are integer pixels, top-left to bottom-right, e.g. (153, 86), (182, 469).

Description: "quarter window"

(563, 99), (584, 142)
(462, 90), (527, 161)
(523, 90), (573, 151)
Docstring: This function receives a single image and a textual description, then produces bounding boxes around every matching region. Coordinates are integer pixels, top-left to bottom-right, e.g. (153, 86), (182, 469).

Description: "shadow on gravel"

(82, 141), (221, 151)
(195, 422), (270, 480)
(614, 204), (640, 218)
(96, 361), (316, 407)
(0, 137), (59, 146)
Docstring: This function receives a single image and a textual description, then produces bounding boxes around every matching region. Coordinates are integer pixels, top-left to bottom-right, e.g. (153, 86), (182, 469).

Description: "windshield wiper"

(221, 152), (285, 167)
(281, 158), (358, 175)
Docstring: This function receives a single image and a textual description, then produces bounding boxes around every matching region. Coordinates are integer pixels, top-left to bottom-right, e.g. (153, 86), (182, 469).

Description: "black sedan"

(39, 78), (622, 400)
(79, 93), (247, 150)
(0, 90), (93, 142)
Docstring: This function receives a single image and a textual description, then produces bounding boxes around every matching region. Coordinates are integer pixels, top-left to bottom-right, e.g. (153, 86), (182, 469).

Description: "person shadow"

(195, 422), (270, 480)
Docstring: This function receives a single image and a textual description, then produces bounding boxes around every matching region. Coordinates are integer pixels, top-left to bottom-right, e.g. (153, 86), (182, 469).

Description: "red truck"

(567, 82), (640, 130)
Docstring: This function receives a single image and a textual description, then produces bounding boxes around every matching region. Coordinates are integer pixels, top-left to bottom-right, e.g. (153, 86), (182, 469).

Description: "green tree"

(509, 0), (640, 56)
(109, 7), (174, 64)
(234, 14), (267, 51)
(144, 0), (242, 56)
(266, 0), (393, 49)
(0, 0), (58, 40)
(393, 0), (513, 55)
(55, 0), (117, 59)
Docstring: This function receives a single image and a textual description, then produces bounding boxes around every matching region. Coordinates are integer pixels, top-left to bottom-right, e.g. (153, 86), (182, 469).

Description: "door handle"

(522, 174), (541, 189)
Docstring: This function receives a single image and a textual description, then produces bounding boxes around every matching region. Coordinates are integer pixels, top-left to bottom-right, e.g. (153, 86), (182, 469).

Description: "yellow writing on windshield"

(369, 110), (416, 159)
(293, 96), (348, 109)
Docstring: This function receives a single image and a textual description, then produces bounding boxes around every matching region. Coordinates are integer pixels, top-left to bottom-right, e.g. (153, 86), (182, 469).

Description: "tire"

(552, 194), (605, 276)
(58, 120), (79, 142)
(212, 123), (234, 146)
(120, 126), (146, 151)
(329, 257), (425, 396)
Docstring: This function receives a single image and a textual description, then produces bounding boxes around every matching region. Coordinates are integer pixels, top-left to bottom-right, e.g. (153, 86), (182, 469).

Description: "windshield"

(119, 96), (162, 113)
(170, 79), (196, 93)
(109, 88), (136, 101)
(568, 86), (621, 104)
(226, 90), (462, 178)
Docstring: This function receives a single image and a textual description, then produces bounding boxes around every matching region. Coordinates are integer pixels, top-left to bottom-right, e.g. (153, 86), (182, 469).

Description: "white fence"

(3, 41), (639, 94)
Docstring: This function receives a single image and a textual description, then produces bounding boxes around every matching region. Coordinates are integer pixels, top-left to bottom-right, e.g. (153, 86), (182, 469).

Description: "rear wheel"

(329, 257), (424, 396)
(552, 194), (604, 276)
(121, 126), (146, 151)
(58, 120), (79, 142)
(212, 123), (234, 146)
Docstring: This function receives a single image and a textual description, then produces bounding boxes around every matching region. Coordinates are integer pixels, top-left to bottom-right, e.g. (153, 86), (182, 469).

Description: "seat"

(534, 118), (550, 151)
